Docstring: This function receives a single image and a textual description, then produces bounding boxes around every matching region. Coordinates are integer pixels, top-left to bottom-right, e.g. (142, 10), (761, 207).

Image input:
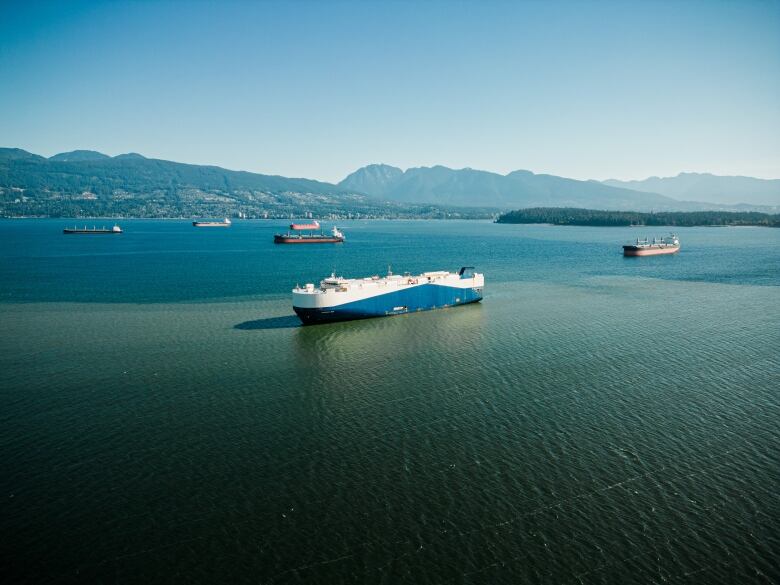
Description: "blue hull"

(294, 284), (483, 325)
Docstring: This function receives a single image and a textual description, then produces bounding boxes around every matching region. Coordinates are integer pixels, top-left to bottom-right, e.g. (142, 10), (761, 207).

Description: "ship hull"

(274, 235), (344, 244)
(193, 222), (230, 227)
(63, 230), (120, 234)
(293, 283), (483, 325)
(623, 246), (680, 256)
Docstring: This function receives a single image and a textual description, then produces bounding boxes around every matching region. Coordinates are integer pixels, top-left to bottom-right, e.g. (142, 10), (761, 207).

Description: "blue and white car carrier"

(292, 267), (484, 325)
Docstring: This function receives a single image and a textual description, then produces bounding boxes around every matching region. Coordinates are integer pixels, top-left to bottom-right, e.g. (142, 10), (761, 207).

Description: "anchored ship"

(623, 234), (680, 256)
(274, 221), (345, 244)
(63, 224), (122, 234)
(292, 266), (484, 325)
(290, 220), (321, 230)
(193, 218), (231, 227)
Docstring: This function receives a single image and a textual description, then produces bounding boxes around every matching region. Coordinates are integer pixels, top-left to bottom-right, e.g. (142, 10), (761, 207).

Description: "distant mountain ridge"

(2, 147), (777, 218)
(341, 164), (682, 211)
(1, 147), (348, 194)
(49, 150), (111, 162)
(603, 173), (780, 207)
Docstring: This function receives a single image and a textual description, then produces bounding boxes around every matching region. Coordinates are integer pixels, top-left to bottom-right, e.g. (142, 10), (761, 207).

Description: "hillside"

(339, 164), (403, 197)
(49, 150), (111, 162)
(0, 148), (497, 219)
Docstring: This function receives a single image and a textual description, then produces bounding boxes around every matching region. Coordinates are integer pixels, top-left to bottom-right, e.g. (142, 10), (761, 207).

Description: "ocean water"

(0, 219), (778, 584)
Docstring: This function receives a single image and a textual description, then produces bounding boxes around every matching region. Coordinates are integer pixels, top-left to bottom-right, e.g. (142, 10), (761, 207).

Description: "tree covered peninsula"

(496, 207), (780, 227)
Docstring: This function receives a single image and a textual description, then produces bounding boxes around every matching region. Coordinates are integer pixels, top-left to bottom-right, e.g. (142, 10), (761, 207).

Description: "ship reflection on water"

(291, 301), (485, 383)
(233, 314), (300, 330)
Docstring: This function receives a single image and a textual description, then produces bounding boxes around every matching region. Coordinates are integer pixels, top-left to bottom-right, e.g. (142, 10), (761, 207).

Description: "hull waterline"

(274, 235), (344, 244)
(294, 289), (483, 325)
(623, 246), (680, 256)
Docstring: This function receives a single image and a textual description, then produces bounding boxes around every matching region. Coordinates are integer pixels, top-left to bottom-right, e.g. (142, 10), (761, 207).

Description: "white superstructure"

(292, 268), (484, 310)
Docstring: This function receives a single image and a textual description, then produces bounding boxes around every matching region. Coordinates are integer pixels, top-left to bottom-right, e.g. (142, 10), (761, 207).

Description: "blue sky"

(1, 0), (778, 182)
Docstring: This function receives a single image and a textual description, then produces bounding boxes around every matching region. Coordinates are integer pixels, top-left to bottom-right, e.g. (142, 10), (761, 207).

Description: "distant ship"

(193, 218), (231, 227)
(274, 221), (345, 244)
(623, 234), (680, 256)
(63, 224), (122, 234)
(292, 266), (484, 324)
(290, 220), (321, 230)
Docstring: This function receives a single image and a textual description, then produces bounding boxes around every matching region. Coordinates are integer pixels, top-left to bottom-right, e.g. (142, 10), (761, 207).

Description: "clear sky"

(1, 0), (778, 183)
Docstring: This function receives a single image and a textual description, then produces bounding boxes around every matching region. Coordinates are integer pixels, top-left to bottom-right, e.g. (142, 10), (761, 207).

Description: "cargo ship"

(623, 234), (680, 256)
(274, 221), (345, 244)
(292, 266), (484, 324)
(193, 218), (231, 227)
(63, 224), (122, 234)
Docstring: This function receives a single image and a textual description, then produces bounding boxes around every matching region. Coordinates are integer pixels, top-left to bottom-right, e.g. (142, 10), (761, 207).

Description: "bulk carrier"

(274, 221), (345, 244)
(193, 218), (231, 227)
(63, 224), (122, 234)
(623, 234), (680, 256)
(292, 267), (483, 324)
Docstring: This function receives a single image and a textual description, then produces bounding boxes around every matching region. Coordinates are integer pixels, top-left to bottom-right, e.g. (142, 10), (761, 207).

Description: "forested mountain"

(49, 150), (111, 162)
(1, 148), (344, 195)
(339, 164), (404, 197)
(1, 148), (497, 218)
(340, 165), (688, 211)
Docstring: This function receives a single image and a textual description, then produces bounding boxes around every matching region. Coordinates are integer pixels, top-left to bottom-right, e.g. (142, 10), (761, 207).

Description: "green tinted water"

(1, 220), (778, 583)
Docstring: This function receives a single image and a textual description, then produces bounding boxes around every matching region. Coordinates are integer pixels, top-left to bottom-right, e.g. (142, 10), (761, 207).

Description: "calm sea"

(1, 219), (778, 584)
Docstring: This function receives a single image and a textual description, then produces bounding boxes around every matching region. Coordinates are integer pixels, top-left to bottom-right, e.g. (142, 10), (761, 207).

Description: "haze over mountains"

(1, 147), (778, 218)
(603, 173), (780, 207)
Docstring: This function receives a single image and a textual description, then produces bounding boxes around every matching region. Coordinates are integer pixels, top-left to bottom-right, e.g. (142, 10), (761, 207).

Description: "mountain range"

(1, 147), (777, 218)
(603, 173), (780, 207)
(0, 148), (492, 219)
(340, 164), (779, 210)
(0, 148), (345, 195)
(340, 164), (676, 211)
